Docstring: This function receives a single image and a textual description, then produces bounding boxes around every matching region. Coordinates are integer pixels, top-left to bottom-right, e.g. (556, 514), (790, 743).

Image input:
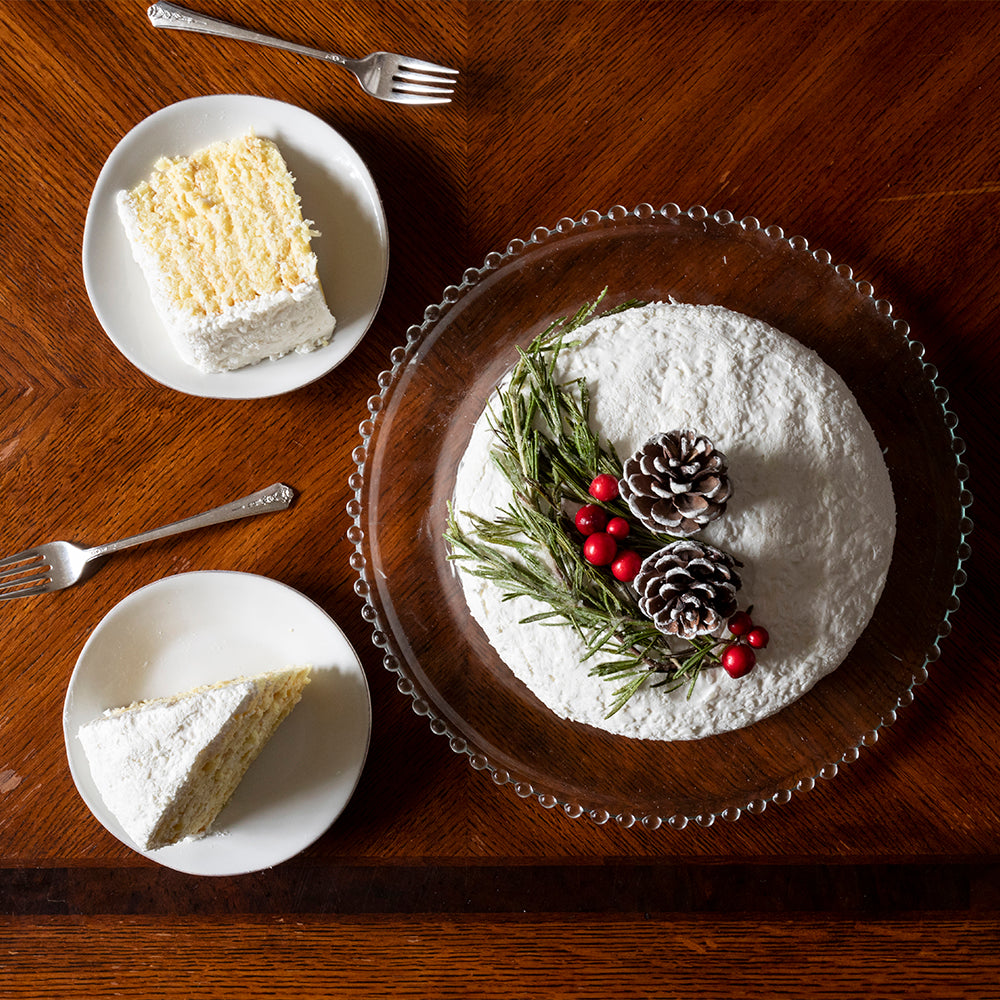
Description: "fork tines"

(0, 551), (51, 599)
(393, 59), (459, 104)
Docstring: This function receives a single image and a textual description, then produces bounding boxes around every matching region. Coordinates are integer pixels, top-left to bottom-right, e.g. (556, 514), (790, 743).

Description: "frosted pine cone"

(633, 540), (741, 640)
(619, 430), (732, 536)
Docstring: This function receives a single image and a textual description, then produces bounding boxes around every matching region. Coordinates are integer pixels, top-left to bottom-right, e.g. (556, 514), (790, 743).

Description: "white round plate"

(63, 571), (372, 876)
(82, 94), (389, 399)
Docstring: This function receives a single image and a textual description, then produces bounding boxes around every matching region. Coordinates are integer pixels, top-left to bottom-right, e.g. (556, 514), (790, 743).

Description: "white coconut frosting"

(451, 302), (896, 741)
(79, 680), (258, 850)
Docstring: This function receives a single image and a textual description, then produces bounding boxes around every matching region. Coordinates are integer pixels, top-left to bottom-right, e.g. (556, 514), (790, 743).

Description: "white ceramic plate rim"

(82, 94), (389, 399)
(63, 571), (372, 876)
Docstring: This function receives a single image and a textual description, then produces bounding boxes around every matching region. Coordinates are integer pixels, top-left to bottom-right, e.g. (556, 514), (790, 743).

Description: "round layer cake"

(451, 301), (896, 741)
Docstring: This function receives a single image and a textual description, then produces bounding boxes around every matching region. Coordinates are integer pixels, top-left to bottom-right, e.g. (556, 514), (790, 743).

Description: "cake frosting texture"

(78, 666), (311, 850)
(451, 302), (896, 741)
(117, 133), (335, 372)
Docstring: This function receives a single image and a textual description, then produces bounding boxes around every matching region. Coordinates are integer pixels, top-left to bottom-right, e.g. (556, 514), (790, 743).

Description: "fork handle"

(147, 2), (350, 68)
(87, 483), (295, 559)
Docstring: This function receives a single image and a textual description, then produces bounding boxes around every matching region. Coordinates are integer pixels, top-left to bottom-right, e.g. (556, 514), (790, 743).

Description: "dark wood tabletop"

(2, 1), (998, 995)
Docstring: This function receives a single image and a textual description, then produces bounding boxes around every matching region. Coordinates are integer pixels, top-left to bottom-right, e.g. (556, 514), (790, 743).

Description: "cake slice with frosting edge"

(78, 666), (311, 850)
(117, 133), (335, 372)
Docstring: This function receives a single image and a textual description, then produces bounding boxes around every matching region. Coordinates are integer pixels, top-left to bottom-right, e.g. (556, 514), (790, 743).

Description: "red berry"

(727, 611), (753, 637)
(583, 532), (617, 566)
(611, 549), (642, 582)
(745, 626), (770, 649)
(589, 473), (620, 502)
(721, 643), (756, 678)
(605, 516), (630, 540)
(574, 504), (607, 536)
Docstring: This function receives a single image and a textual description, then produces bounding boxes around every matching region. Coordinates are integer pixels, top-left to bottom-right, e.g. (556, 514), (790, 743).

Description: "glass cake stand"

(348, 204), (972, 828)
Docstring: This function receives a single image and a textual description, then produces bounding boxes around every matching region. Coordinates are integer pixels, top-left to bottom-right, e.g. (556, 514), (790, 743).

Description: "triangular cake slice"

(78, 666), (311, 851)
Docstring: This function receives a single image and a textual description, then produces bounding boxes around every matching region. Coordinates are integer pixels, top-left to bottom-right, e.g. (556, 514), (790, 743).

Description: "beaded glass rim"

(347, 203), (973, 829)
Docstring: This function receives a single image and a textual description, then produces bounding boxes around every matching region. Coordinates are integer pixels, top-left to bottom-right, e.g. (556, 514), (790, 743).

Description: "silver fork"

(147, 2), (458, 105)
(0, 483), (295, 601)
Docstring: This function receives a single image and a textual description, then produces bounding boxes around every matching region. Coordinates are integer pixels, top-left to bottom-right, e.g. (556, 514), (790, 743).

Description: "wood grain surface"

(1, 0), (998, 995)
(5, 915), (1000, 999)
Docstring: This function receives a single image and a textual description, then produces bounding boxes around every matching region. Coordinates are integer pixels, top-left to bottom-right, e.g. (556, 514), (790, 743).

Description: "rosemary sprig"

(445, 294), (729, 716)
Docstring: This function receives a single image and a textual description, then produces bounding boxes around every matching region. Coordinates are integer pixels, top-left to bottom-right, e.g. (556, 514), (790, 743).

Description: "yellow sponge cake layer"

(118, 134), (335, 372)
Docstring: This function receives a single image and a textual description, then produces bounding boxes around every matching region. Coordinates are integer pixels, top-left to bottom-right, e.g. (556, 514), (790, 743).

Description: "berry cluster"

(720, 610), (769, 678)
(574, 475), (642, 583)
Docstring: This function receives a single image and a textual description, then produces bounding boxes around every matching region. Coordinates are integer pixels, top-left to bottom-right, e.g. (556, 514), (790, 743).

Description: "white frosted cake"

(78, 666), (311, 850)
(117, 133), (335, 372)
(450, 302), (896, 741)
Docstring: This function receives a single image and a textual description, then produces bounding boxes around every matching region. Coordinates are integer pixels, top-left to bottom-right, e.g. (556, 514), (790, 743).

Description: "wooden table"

(2, 1), (998, 995)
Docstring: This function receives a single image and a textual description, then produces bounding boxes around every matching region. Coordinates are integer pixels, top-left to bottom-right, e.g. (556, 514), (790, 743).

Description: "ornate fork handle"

(147, 2), (351, 68)
(88, 483), (295, 560)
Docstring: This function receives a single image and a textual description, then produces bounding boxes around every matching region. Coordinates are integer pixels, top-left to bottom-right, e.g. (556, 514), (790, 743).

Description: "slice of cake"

(78, 666), (311, 850)
(117, 133), (335, 372)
